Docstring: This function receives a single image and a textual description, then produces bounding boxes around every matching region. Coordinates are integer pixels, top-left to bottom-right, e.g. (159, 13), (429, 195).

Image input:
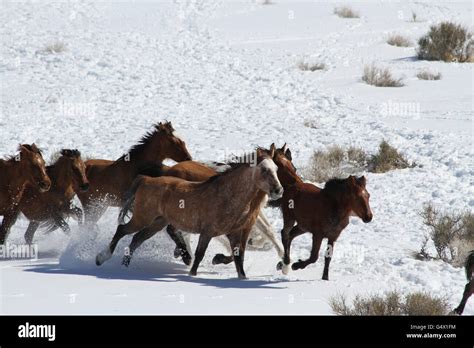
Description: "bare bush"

(43, 41), (67, 54)
(362, 64), (404, 87)
(298, 61), (326, 72)
(306, 145), (368, 182)
(417, 22), (473, 62)
(367, 140), (412, 173)
(334, 6), (359, 18)
(421, 204), (474, 264)
(387, 34), (412, 47)
(417, 70), (442, 80)
(330, 291), (450, 316)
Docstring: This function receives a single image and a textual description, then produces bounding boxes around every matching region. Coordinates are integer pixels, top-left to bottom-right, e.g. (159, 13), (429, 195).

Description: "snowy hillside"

(0, 0), (472, 314)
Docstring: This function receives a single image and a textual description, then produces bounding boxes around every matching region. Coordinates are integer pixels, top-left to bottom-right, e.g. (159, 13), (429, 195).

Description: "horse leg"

(256, 213), (284, 257)
(189, 234), (212, 276)
(70, 205), (84, 225)
(277, 222), (302, 274)
(292, 233), (323, 271)
(322, 239), (335, 280)
(228, 229), (251, 279)
(212, 236), (234, 265)
(52, 213), (71, 235)
(122, 218), (168, 267)
(166, 225), (193, 266)
(0, 209), (20, 245)
(83, 200), (107, 233)
(24, 221), (40, 245)
(96, 218), (142, 266)
(454, 280), (473, 315)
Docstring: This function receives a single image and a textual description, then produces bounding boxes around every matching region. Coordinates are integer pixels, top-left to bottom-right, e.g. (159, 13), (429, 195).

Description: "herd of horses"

(0, 121), (472, 314)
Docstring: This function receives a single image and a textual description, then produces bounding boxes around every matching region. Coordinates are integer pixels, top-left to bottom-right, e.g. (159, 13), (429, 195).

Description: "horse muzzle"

(269, 186), (283, 201)
(38, 181), (51, 192)
(80, 183), (90, 192)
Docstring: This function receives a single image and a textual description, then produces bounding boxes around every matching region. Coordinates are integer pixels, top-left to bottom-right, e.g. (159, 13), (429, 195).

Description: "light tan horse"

(19, 149), (89, 244)
(76, 121), (192, 228)
(96, 151), (283, 279)
(0, 144), (51, 245)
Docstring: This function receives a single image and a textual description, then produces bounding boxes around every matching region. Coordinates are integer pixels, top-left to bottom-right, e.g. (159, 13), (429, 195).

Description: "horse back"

(164, 161), (217, 181)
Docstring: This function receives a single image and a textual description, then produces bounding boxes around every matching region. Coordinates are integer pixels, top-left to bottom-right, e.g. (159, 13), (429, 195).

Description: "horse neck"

(0, 159), (28, 195)
(279, 170), (302, 188)
(322, 189), (352, 220)
(48, 159), (72, 192)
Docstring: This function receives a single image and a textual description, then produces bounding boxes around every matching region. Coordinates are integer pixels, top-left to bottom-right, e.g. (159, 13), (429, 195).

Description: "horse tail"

(118, 176), (144, 225)
(466, 250), (474, 281)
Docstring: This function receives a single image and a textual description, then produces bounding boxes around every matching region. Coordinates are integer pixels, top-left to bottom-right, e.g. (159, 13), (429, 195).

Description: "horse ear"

(285, 148), (292, 161)
(269, 143), (276, 157)
(349, 175), (356, 184)
(358, 176), (366, 186)
(281, 143), (287, 153)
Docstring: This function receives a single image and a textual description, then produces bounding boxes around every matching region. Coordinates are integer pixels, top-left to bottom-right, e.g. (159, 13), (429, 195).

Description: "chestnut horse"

(96, 151), (283, 279)
(19, 149), (89, 244)
(76, 121), (192, 228)
(454, 250), (474, 315)
(275, 175), (373, 280)
(0, 144), (51, 245)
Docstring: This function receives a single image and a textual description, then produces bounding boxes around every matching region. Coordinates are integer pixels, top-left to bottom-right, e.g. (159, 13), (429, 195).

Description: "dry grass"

(362, 64), (404, 87)
(330, 291), (450, 316)
(334, 6), (359, 19)
(417, 69), (442, 80)
(298, 61), (326, 72)
(367, 140), (412, 173)
(387, 34), (412, 47)
(418, 22), (473, 62)
(43, 41), (67, 54)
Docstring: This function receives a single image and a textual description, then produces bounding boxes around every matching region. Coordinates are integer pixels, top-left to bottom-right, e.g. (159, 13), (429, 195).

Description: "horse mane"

(323, 177), (349, 195)
(2, 144), (43, 163)
(203, 162), (251, 185)
(116, 122), (174, 162)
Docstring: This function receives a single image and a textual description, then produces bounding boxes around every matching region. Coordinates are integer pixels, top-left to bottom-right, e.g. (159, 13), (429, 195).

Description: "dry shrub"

(420, 204), (474, 265)
(417, 22), (473, 62)
(387, 34), (412, 47)
(43, 41), (67, 54)
(362, 64), (404, 87)
(334, 6), (359, 18)
(417, 70), (442, 80)
(330, 291), (450, 316)
(367, 140), (412, 173)
(298, 61), (326, 72)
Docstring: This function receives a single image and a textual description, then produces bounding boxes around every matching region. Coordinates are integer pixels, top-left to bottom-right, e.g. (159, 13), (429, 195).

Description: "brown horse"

(275, 174), (373, 280)
(132, 147), (285, 267)
(454, 250), (474, 315)
(96, 151), (283, 279)
(76, 121), (192, 228)
(0, 144), (51, 245)
(19, 149), (89, 244)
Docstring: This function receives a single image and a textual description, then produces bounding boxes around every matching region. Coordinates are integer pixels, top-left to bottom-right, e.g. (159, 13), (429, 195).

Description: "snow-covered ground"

(0, 0), (472, 314)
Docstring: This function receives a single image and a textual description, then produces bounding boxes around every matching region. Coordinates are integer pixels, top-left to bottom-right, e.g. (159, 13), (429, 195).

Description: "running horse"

(0, 144), (51, 245)
(273, 162), (373, 279)
(76, 121), (192, 229)
(19, 149), (89, 244)
(96, 149), (283, 279)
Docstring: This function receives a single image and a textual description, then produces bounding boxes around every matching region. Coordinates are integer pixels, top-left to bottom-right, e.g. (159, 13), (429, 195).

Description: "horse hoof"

(292, 261), (304, 271)
(322, 275), (329, 281)
(212, 254), (226, 265)
(238, 274), (247, 280)
(276, 261), (283, 270)
(189, 270), (197, 276)
(122, 256), (131, 267)
(248, 238), (254, 246)
(96, 249), (111, 266)
(182, 254), (192, 266)
(173, 247), (181, 259)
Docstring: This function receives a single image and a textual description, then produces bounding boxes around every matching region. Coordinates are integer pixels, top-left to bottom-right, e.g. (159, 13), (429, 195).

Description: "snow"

(0, 0), (472, 314)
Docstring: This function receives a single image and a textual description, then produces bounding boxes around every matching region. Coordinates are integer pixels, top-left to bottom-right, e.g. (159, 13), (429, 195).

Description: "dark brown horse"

(0, 144), (51, 245)
(19, 149), (89, 244)
(454, 250), (474, 315)
(76, 121), (192, 228)
(96, 151), (283, 279)
(276, 174), (373, 280)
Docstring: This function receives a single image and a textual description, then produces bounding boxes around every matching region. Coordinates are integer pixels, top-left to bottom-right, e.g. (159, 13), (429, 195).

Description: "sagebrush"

(362, 64), (403, 87)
